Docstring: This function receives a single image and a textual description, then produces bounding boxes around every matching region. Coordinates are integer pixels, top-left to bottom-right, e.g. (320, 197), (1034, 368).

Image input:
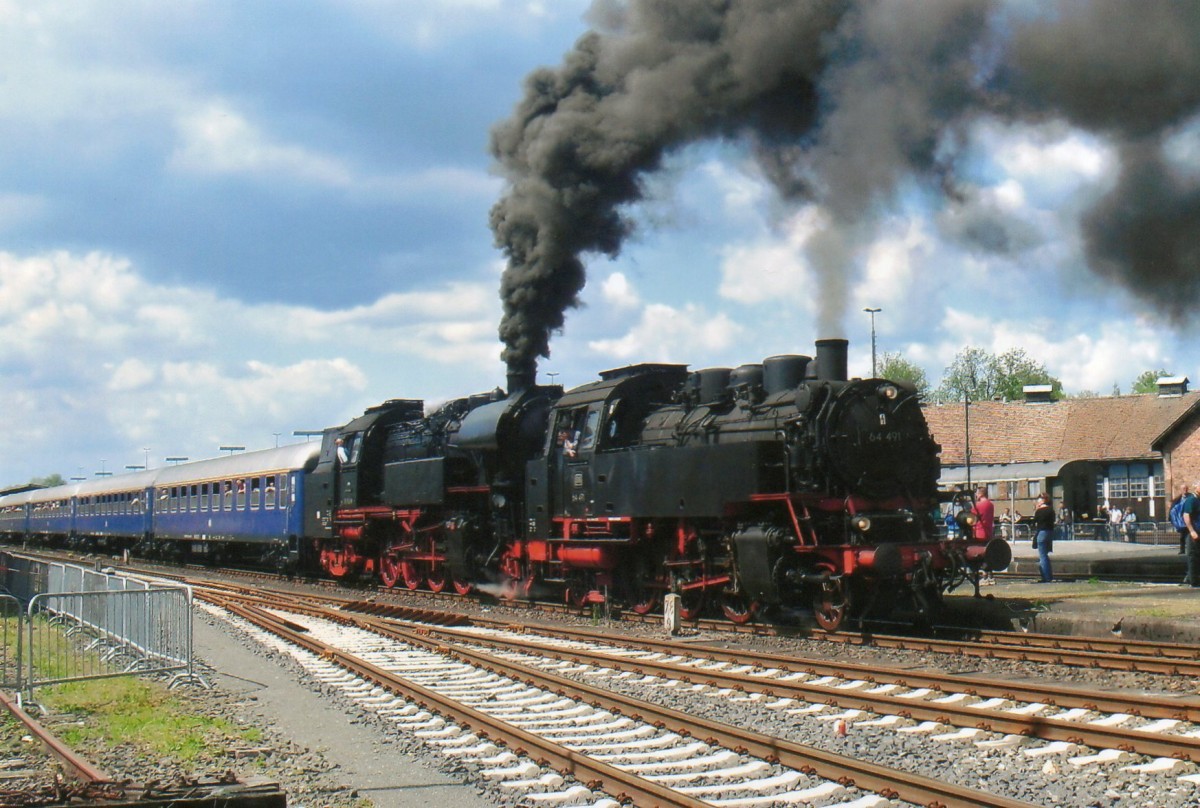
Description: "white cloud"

(600, 272), (641, 309)
(0, 249), (505, 486)
(171, 102), (355, 186)
(587, 302), (742, 363)
(717, 206), (824, 305)
(854, 217), (930, 316)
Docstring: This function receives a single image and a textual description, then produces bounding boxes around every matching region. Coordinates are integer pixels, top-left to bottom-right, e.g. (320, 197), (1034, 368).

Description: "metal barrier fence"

(0, 552), (201, 694)
(0, 554), (51, 603)
(26, 587), (195, 691)
(0, 595), (21, 691)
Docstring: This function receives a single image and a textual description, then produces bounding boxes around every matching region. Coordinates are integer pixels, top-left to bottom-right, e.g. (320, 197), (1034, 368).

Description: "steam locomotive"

(0, 339), (1009, 630)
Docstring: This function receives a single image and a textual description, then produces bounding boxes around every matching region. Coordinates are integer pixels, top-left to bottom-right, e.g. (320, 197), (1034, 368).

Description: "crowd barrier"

(0, 552), (200, 695)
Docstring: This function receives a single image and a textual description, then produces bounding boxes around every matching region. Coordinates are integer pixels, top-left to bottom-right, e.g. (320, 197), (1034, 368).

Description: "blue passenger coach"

(0, 490), (34, 538)
(145, 443), (318, 565)
(0, 442), (319, 568)
(72, 471), (157, 548)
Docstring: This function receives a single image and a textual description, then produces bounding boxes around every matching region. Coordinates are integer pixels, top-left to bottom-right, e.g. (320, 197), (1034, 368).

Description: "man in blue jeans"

(1184, 481), (1200, 587)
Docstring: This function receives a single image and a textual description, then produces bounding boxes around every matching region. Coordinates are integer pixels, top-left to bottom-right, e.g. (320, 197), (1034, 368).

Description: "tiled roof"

(922, 392), (1200, 466)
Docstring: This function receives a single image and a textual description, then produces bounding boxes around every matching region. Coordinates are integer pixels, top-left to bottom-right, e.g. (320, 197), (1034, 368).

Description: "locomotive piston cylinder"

(854, 542), (904, 577)
(964, 537), (1013, 571)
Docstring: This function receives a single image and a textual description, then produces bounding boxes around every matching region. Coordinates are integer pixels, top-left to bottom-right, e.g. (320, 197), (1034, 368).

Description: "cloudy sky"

(2, 0), (1199, 487)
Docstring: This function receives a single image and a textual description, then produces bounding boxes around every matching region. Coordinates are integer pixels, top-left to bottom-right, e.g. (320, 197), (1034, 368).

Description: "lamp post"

(863, 307), (881, 378)
(165, 456), (189, 465)
(273, 432), (281, 448)
(143, 448), (151, 469)
(219, 446), (245, 455)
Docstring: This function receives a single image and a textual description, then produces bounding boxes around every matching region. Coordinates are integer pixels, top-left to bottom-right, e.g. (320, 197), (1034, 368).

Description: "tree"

(934, 347), (1000, 403)
(1131, 369), (1172, 394)
(877, 351), (930, 396)
(31, 473), (65, 488)
(993, 348), (1063, 401)
(933, 346), (1062, 403)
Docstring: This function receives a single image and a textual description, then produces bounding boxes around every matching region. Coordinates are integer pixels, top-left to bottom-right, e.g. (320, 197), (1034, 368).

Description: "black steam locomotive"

(303, 338), (1010, 629)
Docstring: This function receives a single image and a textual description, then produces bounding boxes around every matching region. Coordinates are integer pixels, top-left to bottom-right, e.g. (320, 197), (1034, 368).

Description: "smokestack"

(814, 338), (848, 382)
(506, 359), (536, 396)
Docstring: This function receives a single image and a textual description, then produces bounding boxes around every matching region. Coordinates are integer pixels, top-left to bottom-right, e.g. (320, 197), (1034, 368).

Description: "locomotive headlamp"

(880, 384), (899, 400)
(491, 493), (507, 509)
(852, 515), (872, 532)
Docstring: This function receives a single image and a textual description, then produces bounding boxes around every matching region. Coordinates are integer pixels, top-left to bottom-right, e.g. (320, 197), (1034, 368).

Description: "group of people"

(1172, 482), (1200, 588)
(965, 487), (1056, 584)
(1097, 504), (1139, 542)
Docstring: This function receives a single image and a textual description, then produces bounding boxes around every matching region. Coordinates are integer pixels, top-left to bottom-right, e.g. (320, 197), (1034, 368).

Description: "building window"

(1027, 480), (1041, 499)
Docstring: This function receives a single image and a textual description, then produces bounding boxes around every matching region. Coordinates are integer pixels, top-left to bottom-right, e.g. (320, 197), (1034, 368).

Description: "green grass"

(41, 677), (261, 763)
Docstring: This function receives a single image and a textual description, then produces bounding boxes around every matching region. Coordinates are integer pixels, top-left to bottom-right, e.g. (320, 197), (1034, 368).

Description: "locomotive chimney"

(506, 359), (537, 395)
(814, 338), (849, 382)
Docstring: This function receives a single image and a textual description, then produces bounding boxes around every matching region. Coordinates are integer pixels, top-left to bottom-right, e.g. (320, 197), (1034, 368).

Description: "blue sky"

(2, 0), (1199, 486)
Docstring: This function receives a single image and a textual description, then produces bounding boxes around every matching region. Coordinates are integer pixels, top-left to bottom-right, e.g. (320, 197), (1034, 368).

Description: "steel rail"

(407, 621), (1200, 765)
(0, 689), (111, 784)
(356, 612), (1039, 808)
(202, 588), (1035, 808)
(204, 594), (710, 808)
(45, 549), (1200, 672)
(443, 619), (1200, 724)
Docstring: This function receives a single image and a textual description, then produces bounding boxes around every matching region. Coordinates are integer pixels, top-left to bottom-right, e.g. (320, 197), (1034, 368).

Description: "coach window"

(158, 489), (168, 513)
(236, 479), (247, 510)
(265, 476), (277, 509)
(200, 483), (209, 511)
(250, 478), (261, 509)
(188, 484), (196, 512)
(222, 481), (233, 511)
(279, 473), (289, 504)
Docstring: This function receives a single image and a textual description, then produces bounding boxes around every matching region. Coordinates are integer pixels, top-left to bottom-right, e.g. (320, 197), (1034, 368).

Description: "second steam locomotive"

(0, 338), (1010, 630)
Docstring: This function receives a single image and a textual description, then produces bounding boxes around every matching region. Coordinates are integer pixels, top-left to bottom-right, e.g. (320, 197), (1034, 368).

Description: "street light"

(273, 432), (281, 448)
(165, 456), (189, 465)
(547, 372), (559, 386)
(219, 445), (246, 455)
(863, 307), (881, 378)
(125, 465), (145, 471)
(293, 430), (324, 442)
(143, 447), (151, 469)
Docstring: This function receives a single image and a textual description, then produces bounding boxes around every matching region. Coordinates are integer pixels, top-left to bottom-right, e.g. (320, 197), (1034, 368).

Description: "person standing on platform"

(1032, 492), (1055, 583)
(1109, 505), (1123, 541)
(1123, 507), (1137, 543)
(1173, 483), (1191, 554)
(1184, 481), (1200, 587)
(973, 487), (996, 585)
(972, 486), (995, 541)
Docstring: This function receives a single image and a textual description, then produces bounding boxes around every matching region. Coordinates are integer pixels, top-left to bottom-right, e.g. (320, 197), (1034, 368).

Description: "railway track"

(13, 547), (1200, 675)
(16, 549), (1200, 804)
(200, 585), (1038, 808)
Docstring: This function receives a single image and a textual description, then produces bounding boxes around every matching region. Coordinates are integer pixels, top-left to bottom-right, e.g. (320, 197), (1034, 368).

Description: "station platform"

(944, 540), (1200, 644)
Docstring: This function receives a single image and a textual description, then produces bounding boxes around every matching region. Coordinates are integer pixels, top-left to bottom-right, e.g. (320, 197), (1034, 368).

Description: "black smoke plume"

(489, 0), (1200, 376)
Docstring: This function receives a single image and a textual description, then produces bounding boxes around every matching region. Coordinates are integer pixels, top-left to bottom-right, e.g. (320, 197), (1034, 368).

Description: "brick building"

(922, 380), (1200, 525)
